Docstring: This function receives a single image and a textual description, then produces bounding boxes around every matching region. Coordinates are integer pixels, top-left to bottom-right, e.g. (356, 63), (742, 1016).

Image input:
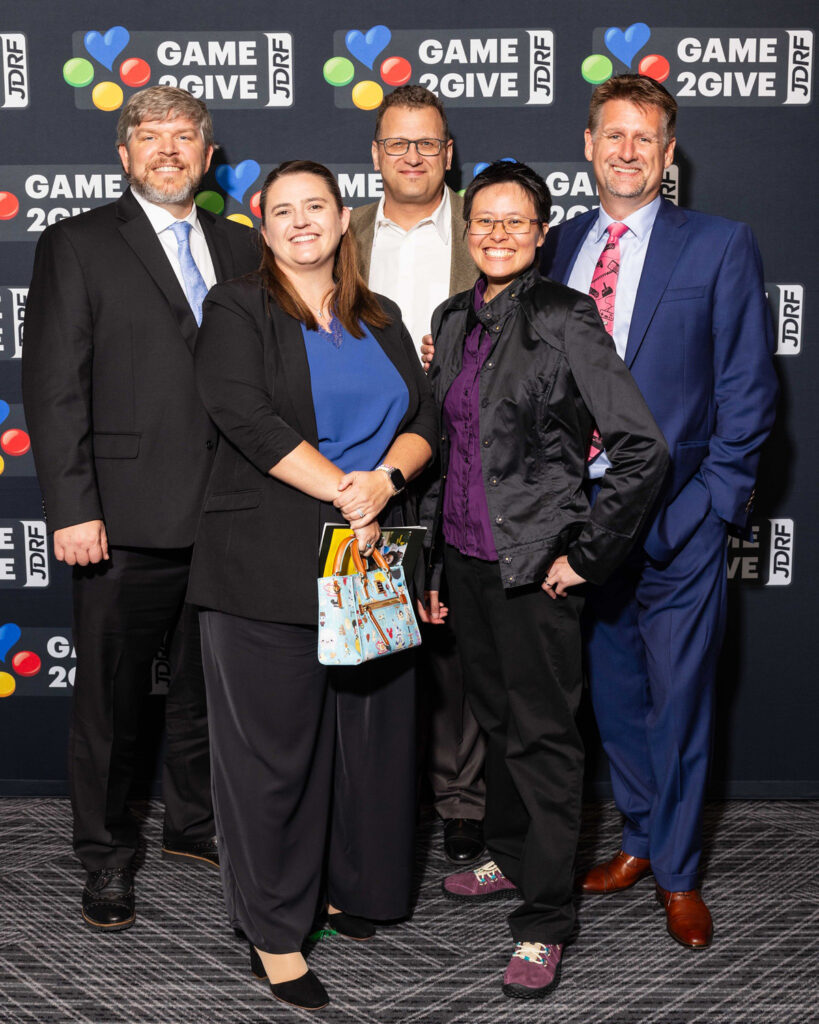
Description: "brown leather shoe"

(655, 885), (713, 948)
(577, 850), (652, 893)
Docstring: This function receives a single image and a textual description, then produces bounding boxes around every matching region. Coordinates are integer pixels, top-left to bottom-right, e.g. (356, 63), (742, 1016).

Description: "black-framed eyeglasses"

(467, 216), (542, 235)
(375, 137), (447, 157)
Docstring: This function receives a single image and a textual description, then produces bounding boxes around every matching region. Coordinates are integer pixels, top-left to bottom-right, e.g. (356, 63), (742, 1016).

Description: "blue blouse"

(301, 319), (409, 473)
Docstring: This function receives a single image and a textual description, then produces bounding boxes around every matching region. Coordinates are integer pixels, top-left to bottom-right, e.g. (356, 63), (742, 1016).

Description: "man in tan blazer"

(350, 86), (483, 863)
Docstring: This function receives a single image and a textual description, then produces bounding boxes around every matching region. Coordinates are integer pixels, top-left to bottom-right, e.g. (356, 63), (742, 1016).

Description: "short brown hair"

(587, 74), (677, 144)
(373, 85), (450, 141)
(116, 86), (214, 148)
(258, 161), (390, 338)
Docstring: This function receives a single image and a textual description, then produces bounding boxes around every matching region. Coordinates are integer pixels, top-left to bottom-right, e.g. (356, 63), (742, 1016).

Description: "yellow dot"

(226, 213), (254, 227)
(351, 80), (383, 111)
(0, 672), (16, 698)
(92, 81), (124, 112)
(0, 454), (5, 475)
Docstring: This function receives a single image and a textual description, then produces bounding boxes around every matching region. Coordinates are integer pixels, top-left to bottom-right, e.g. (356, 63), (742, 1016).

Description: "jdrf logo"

(0, 286), (27, 360)
(0, 33), (28, 108)
(0, 520), (49, 589)
(766, 284), (803, 356)
(767, 519), (794, 587)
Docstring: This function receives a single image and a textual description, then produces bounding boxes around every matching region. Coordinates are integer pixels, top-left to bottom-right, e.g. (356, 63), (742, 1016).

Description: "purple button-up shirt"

(442, 279), (499, 561)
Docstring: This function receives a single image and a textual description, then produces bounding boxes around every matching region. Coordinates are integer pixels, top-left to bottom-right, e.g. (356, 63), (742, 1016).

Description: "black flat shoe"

(443, 818), (485, 864)
(248, 944), (330, 1010)
(82, 867), (135, 931)
(161, 835), (219, 868)
(327, 910), (376, 940)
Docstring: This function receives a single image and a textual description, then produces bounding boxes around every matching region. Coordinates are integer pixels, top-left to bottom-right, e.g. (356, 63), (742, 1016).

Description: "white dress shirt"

(567, 196), (661, 477)
(131, 187), (217, 294)
(367, 189), (451, 360)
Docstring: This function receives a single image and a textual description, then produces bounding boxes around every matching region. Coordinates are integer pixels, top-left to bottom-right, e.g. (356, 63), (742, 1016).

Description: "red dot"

(120, 58), (151, 88)
(638, 54), (670, 84)
(0, 192), (20, 221)
(0, 429), (30, 456)
(380, 56), (412, 87)
(249, 191), (262, 219)
(12, 651), (41, 677)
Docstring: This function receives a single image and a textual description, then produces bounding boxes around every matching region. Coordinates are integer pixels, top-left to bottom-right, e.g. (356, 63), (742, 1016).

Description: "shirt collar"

(592, 195), (662, 243)
(374, 187), (451, 244)
(130, 186), (203, 239)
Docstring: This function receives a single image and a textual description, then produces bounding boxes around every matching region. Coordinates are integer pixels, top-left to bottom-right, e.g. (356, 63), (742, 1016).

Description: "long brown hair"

(257, 160), (390, 338)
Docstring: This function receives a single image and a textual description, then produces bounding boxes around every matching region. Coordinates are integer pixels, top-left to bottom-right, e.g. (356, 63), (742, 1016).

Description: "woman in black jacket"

(188, 161), (436, 1010)
(418, 161), (668, 999)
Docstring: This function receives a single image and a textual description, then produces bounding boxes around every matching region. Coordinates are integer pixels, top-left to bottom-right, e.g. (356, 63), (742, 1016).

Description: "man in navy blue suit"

(540, 75), (777, 948)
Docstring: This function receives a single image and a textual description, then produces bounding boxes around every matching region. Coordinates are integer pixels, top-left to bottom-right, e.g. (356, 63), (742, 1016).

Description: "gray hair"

(116, 86), (213, 148)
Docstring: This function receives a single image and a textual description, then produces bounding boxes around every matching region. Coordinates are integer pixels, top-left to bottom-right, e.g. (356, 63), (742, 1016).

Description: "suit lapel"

(448, 189), (478, 294)
(624, 200), (689, 367)
(116, 190), (198, 351)
(200, 209), (229, 283)
(267, 302), (319, 446)
(351, 204), (376, 281)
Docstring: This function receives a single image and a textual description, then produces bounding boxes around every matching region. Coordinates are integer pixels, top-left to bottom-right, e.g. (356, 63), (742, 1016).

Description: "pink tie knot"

(607, 221), (628, 241)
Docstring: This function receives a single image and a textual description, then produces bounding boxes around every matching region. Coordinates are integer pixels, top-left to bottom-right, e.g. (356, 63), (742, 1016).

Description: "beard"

(128, 164), (202, 205)
(602, 164), (649, 200)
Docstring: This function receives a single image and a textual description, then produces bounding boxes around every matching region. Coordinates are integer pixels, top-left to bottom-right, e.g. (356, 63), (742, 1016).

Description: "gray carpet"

(0, 798), (816, 1023)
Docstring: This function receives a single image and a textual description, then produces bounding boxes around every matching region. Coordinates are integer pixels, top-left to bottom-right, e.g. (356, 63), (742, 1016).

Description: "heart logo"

(0, 399), (9, 426)
(0, 623), (21, 662)
(345, 25), (391, 70)
(84, 26), (130, 71)
(473, 158), (517, 178)
(215, 160), (261, 203)
(604, 23), (651, 68)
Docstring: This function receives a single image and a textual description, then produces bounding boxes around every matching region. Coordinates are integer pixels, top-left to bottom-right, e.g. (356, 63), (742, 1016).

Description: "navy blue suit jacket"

(541, 198), (778, 563)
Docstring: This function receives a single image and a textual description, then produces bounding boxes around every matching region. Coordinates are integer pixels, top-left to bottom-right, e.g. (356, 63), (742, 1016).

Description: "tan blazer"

(349, 186), (477, 298)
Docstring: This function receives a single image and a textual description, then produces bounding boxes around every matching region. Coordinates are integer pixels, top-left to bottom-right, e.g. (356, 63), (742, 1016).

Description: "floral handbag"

(317, 535), (422, 665)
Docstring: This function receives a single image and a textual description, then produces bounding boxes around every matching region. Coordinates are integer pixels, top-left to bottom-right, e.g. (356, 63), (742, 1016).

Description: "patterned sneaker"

(502, 941), (563, 999)
(442, 860), (518, 902)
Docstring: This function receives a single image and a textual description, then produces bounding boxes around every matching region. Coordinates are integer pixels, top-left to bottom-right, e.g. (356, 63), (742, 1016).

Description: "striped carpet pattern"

(0, 798), (816, 1023)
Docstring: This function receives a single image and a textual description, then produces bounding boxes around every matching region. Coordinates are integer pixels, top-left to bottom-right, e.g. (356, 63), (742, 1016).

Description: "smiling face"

(260, 172), (350, 279)
(467, 183), (547, 300)
(118, 115), (212, 213)
(584, 99), (675, 219)
(372, 105), (452, 222)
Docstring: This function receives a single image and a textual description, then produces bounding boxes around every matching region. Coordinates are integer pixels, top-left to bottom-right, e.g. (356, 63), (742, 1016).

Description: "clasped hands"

(333, 469), (394, 553)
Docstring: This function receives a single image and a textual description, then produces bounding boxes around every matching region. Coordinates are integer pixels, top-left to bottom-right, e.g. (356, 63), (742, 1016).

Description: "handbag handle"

(332, 534), (390, 576)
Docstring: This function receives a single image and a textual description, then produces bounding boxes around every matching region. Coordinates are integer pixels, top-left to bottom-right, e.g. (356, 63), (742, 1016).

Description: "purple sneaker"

(502, 941), (563, 999)
(442, 859), (518, 902)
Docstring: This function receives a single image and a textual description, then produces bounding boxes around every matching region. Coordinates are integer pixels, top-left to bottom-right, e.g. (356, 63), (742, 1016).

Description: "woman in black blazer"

(188, 161), (436, 1010)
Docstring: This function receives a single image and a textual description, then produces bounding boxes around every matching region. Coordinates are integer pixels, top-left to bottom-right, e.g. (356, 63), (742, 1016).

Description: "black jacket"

(22, 189), (260, 545)
(187, 275), (438, 625)
(420, 266), (669, 589)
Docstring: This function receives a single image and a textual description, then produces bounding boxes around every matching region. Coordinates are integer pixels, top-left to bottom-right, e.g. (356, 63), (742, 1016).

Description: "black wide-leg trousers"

(70, 546), (213, 871)
(444, 545), (584, 944)
(200, 610), (416, 954)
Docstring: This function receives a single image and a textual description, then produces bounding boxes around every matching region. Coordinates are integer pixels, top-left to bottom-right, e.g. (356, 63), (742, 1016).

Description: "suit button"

(486, 360), (495, 368)
(482, 439), (491, 448)
(489, 477), (498, 486)
(507, 575), (516, 583)
(503, 555), (512, 564)
(205, 440), (215, 450)
(495, 515), (503, 524)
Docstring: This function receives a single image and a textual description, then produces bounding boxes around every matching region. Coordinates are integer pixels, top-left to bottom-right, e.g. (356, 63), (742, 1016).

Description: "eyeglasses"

(375, 137), (447, 157)
(467, 217), (542, 235)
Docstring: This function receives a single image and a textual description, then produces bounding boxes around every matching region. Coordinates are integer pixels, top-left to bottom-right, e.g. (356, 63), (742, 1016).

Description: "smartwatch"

(376, 463), (406, 495)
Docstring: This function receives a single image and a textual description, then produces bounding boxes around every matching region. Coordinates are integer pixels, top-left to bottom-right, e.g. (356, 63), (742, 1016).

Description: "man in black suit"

(22, 86), (258, 931)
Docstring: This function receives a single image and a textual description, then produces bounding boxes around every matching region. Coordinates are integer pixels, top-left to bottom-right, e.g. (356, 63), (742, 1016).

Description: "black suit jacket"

(22, 189), (260, 546)
(187, 276), (438, 625)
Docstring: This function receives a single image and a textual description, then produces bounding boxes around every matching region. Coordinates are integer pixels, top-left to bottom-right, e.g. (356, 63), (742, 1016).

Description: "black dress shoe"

(327, 910), (376, 940)
(82, 867), (135, 931)
(161, 836), (219, 868)
(443, 818), (485, 864)
(249, 945), (329, 1009)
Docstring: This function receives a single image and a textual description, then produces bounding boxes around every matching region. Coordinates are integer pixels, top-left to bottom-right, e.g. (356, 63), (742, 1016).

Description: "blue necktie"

(169, 220), (209, 326)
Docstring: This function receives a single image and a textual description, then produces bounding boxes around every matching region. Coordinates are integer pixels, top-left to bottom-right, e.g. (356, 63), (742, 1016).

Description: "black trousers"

(70, 546), (212, 871)
(444, 545), (584, 943)
(200, 610), (416, 954)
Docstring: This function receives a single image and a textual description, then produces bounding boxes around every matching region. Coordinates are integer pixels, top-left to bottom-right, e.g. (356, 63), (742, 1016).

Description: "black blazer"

(22, 189), (260, 546)
(187, 275), (438, 625)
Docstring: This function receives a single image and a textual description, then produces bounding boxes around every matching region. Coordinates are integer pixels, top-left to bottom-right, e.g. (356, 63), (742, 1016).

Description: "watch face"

(390, 468), (406, 492)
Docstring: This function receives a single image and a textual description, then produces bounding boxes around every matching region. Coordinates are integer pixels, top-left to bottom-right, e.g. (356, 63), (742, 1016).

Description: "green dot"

(581, 54), (613, 86)
(63, 57), (95, 88)
(195, 191), (225, 215)
(323, 57), (355, 88)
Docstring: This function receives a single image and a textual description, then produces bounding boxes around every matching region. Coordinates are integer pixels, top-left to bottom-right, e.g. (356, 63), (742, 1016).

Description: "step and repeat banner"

(0, 0), (815, 796)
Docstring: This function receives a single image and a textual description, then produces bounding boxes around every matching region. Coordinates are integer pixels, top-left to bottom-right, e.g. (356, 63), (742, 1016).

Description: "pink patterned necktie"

(587, 221), (628, 461)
